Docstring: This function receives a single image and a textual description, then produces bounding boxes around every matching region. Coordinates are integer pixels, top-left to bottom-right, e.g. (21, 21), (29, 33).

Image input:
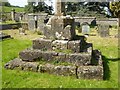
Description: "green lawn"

(1, 28), (119, 88)
(2, 6), (24, 12)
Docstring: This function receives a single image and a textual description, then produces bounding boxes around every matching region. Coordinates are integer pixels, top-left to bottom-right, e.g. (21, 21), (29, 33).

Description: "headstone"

(11, 9), (15, 21)
(82, 22), (90, 35)
(98, 24), (109, 37)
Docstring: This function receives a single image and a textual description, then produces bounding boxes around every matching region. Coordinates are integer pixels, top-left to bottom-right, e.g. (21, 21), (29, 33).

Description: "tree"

(66, 2), (111, 17)
(24, 0), (53, 14)
(110, 2), (120, 26)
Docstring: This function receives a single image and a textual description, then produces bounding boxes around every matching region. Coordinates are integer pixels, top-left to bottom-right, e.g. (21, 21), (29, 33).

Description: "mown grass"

(2, 6), (24, 12)
(1, 28), (119, 88)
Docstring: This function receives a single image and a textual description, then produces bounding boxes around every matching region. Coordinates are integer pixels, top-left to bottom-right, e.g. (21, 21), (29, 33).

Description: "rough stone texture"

(19, 49), (91, 65)
(40, 51), (58, 61)
(19, 49), (43, 61)
(77, 66), (103, 80)
(66, 53), (91, 66)
(38, 64), (76, 76)
(4, 58), (39, 72)
(52, 40), (68, 50)
(44, 16), (76, 40)
(68, 40), (81, 53)
(32, 38), (88, 53)
(98, 24), (109, 37)
(51, 16), (76, 40)
(33, 38), (53, 50)
(91, 50), (103, 66)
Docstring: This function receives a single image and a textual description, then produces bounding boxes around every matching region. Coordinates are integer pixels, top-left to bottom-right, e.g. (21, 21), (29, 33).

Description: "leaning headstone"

(82, 22), (90, 35)
(98, 24), (109, 37)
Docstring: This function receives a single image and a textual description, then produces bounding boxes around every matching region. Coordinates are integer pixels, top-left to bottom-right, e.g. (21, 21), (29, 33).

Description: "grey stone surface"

(66, 53), (91, 66)
(68, 40), (81, 53)
(52, 40), (68, 50)
(4, 58), (103, 80)
(4, 58), (39, 72)
(19, 49), (91, 66)
(28, 19), (36, 31)
(39, 64), (76, 76)
(82, 23), (90, 35)
(19, 49), (43, 61)
(77, 66), (103, 80)
(33, 38), (53, 50)
(98, 24), (109, 37)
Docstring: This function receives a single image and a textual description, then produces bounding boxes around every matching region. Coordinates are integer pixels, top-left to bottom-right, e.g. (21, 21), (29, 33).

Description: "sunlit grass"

(1, 27), (119, 88)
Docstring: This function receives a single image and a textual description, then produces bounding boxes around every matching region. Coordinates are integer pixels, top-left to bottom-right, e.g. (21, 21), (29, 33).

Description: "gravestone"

(98, 24), (109, 37)
(11, 9), (15, 21)
(5, 0), (103, 80)
(82, 22), (90, 35)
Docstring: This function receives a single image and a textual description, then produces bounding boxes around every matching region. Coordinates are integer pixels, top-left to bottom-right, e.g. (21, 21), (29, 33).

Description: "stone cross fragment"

(55, 0), (66, 16)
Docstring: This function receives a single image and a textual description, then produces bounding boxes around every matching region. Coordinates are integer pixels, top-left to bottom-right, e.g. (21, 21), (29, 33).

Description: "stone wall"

(74, 17), (118, 26)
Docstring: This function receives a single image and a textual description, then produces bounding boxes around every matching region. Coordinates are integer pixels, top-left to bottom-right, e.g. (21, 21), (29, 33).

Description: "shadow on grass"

(102, 55), (120, 80)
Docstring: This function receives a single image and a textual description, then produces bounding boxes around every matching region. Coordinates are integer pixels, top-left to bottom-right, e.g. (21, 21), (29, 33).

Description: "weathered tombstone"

(11, 9), (15, 21)
(98, 24), (109, 37)
(82, 22), (90, 35)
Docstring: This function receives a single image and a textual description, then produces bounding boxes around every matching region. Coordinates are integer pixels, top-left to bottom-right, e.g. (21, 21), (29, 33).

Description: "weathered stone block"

(19, 49), (43, 61)
(44, 25), (55, 39)
(38, 64), (76, 76)
(66, 53), (91, 66)
(52, 40), (68, 50)
(91, 50), (103, 66)
(4, 58), (39, 72)
(41, 51), (58, 61)
(53, 65), (76, 76)
(33, 38), (52, 50)
(68, 40), (81, 53)
(77, 66), (103, 80)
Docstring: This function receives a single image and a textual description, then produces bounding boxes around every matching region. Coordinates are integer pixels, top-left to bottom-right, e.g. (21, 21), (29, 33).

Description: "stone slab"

(52, 40), (68, 50)
(66, 53), (91, 66)
(77, 66), (103, 80)
(4, 58), (39, 72)
(19, 49), (91, 66)
(33, 38), (53, 50)
(32, 38), (88, 53)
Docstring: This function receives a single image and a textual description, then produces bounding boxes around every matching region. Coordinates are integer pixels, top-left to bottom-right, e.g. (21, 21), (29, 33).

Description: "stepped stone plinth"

(5, 0), (103, 80)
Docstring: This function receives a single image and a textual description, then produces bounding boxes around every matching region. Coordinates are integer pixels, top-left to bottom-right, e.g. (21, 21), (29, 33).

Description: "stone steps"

(19, 49), (92, 66)
(32, 37), (87, 53)
(5, 58), (103, 80)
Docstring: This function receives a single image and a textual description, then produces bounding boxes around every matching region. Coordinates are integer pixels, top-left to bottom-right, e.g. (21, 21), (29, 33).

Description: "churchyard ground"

(1, 27), (119, 88)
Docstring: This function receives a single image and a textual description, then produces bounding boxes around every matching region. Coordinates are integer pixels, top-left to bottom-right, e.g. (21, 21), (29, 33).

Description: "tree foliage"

(109, 2), (120, 17)
(66, 2), (111, 17)
(24, 0), (53, 14)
